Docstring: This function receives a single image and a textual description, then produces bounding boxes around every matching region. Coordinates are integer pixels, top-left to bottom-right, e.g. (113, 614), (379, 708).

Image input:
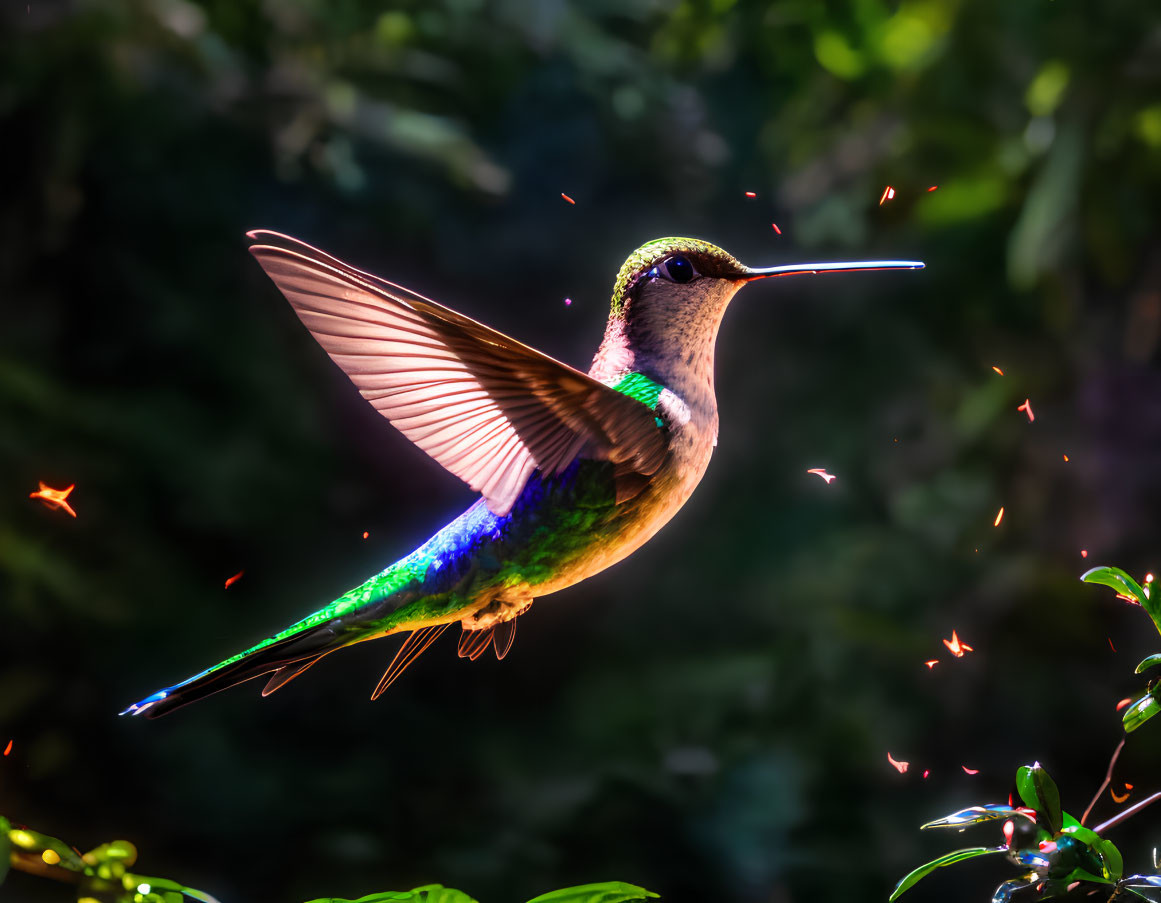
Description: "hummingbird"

(123, 230), (922, 717)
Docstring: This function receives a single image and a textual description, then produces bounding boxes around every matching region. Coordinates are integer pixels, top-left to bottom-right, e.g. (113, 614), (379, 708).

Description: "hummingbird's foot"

(457, 618), (519, 661)
(462, 590), (533, 631)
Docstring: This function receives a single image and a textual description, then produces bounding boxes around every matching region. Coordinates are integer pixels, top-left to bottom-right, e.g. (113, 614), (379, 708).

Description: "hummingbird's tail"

(119, 622), (344, 719)
(120, 555), (431, 718)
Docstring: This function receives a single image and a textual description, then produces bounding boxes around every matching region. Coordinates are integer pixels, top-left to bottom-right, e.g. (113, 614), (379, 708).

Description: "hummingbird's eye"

(652, 255), (697, 284)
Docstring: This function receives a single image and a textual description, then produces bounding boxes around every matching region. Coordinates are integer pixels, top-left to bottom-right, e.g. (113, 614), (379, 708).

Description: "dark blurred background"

(3, 1), (1161, 901)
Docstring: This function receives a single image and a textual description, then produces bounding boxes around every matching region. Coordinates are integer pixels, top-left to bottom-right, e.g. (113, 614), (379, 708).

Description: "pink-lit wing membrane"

(248, 231), (666, 516)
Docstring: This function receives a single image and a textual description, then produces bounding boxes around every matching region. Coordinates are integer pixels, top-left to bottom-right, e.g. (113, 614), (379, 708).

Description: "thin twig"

(1082, 737), (1126, 826)
(1094, 790), (1161, 835)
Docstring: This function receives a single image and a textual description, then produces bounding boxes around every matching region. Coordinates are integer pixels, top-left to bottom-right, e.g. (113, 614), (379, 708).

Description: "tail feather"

(371, 624), (449, 700)
(121, 626), (338, 719)
(261, 654), (327, 697)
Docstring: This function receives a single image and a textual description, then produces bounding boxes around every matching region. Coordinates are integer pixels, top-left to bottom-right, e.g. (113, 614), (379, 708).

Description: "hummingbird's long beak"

(741, 259), (924, 281)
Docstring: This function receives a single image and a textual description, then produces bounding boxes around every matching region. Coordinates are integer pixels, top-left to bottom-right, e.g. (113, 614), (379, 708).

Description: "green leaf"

(1123, 693), (1161, 733)
(525, 882), (660, 903)
(300, 893), (419, 902)
(1059, 826), (1124, 881)
(1095, 837), (1125, 881)
(1016, 763), (1062, 832)
(1135, 654), (1161, 674)
(920, 805), (1034, 830)
(131, 874), (222, 903)
(0, 816), (9, 886)
(301, 889), (477, 903)
(1061, 868), (1112, 886)
(1081, 567), (1151, 611)
(409, 887), (480, 903)
(889, 847), (1004, 901)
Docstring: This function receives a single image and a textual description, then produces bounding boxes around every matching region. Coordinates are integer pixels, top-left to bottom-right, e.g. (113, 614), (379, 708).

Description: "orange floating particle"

(887, 752), (909, 774)
(927, 186), (938, 192)
(224, 570), (244, 589)
(1108, 637), (1117, 652)
(1116, 697), (1133, 712)
(806, 468), (837, 484)
(29, 482), (76, 518)
(1063, 454), (1070, 462)
(561, 193), (575, 205)
(771, 222), (782, 235)
(1125, 783), (1134, 790)
(992, 366), (1004, 375)
(879, 185), (896, 205)
(962, 766), (980, 775)
(744, 191), (757, 198)
(994, 507), (1005, 527)
(362, 531), (369, 540)
(925, 659), (939, 669)
(943, 630), (974, 657)
(922, 769), (930, 779)
(1081, 549), (1088, 558)
(1017, 399), (1035, 422)
(2, 739), (11, 756)
(1111, 787), (1131, 804)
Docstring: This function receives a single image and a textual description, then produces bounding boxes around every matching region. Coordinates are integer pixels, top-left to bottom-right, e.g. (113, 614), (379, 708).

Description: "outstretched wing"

(248, 230), (667, 515)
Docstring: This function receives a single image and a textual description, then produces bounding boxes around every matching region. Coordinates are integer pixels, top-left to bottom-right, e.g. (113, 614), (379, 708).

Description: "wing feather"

(248, 230), (666, 514)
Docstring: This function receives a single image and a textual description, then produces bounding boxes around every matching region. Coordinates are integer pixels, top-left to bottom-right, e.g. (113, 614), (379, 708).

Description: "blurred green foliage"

(1, 815), (219, 903)
(2, 0), (1161, 901)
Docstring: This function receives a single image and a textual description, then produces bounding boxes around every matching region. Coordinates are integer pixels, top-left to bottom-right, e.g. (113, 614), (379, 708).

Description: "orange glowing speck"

(1116, 697), (1133, 712)
(923, 769), (930, 779)
(362, 531), (369, 540)
(224, 570), (244, 589)
(887, 752), (909, 774)
(807, 468), (836, 484)
(962, 766), (980, 775)
(1081, 549), (1088, 558)
(29, 482), (76, 518)
(1108, 637), (1117, 652)
(1111, 787), (1131, 804)
(1017, 399), (1035, 422)
(927, 186), (938, 192)
(1125, 783), (1134, 790)
(992, 366), (1004, 375)
(2, 739), (11, 756)
(1063, 454), (1070, 462)
(943, 630), (973, 657)
(925, 659), (939, 669)
(994, 507), (1005, 527)
(744, 191), (757, 198)
(771, 222), (782, 235)
(879, 185), (896, 205)
(561, 193), (575, 205)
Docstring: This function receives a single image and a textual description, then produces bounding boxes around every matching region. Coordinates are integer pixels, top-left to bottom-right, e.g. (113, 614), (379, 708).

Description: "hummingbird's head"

(597, 237), (922, 388)
(610, 237), (749, 321)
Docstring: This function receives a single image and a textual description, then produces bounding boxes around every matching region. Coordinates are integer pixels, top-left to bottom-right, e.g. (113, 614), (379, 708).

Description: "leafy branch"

(890, 564), (1161, 902)
(1, 814), (658, 903)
